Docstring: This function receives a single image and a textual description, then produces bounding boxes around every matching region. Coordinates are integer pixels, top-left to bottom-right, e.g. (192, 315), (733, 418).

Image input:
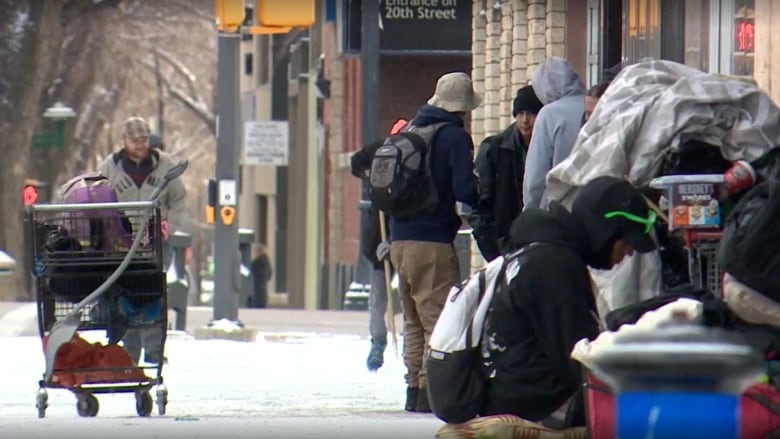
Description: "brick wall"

(336, 56), (362, 264)
(378, 55), (473, 132)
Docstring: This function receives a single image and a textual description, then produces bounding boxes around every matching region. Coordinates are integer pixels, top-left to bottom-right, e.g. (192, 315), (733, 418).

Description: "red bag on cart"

(741, 384), (780, 439)
(583, 372), (780, 439)
(583, 373), (614, 439)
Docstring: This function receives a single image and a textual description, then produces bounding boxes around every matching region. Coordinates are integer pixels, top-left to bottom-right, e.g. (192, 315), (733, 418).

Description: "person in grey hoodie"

(522, 57), (586, 210)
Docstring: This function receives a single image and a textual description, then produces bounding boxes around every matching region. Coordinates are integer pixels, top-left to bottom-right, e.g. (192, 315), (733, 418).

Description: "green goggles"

(603, 209), (657, 234)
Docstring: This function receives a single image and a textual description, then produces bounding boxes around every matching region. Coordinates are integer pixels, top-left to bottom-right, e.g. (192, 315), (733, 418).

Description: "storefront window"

(684, 0), (710, 72)
(732, 0), (755, 76)
(622, 0), (661, 62)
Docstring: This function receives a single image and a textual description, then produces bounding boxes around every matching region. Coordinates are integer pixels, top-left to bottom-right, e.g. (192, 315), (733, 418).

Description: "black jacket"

(482, 203), (600, 422)
(469, 124), (527, 261)
(350, 139), (390, 269)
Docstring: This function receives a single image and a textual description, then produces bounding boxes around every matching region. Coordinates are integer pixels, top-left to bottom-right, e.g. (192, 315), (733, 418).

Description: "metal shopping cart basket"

(650, 174), (726, 297)
(27, 200), (168, 418)
(25, 161), (187, 419)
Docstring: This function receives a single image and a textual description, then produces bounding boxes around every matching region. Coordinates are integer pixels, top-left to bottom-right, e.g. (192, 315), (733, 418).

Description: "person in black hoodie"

(482, 176), (658, 426)
(390, 72), (481, 413)
(469, 85), (544, 261)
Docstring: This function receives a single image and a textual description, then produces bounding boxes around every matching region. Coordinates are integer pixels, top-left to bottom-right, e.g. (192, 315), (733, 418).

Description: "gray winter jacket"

(523, 57), (586, 210)
(97, 149), (188, 233)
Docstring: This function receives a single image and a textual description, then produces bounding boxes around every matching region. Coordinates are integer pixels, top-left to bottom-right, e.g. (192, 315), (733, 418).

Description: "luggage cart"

(27, 200), (169, 418)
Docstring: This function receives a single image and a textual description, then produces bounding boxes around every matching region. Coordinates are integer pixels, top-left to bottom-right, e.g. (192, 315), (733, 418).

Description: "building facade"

(238, 0), (594, 303)
(236, 0), (773, 307)
(597, 0), (759, 81)
(323, 0), (472, 306)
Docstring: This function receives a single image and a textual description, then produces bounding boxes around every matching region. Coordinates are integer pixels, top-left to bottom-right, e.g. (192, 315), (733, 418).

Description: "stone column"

(471, 0), (487, 144)
(499, 2), (514, 128)
(546, 0), (567, 58)
(754, 0), (780, 103)
(527, 0), (547, 79)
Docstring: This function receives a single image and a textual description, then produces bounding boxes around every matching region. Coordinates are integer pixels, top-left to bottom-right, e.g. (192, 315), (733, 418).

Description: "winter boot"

(414, 387), (432, 413)
(366, 337), (387, 372)
(405, 386), (419, 412)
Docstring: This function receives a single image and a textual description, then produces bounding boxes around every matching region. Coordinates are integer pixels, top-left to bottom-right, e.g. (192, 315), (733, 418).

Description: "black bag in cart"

(720, 179), (780, 303)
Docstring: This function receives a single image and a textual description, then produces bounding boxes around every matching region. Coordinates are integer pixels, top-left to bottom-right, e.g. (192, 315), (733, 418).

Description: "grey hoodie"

(522, 57), (586, 210)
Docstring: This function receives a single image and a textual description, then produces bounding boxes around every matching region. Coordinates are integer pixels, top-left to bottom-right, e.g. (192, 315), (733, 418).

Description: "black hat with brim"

(572, 176), (658, 254)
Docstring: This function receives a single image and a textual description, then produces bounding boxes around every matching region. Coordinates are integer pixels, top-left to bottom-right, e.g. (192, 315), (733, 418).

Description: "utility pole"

(302, 0), (323, 309)
(355, 0), (380, 285)
(212, 30), (243, 325)
(209, 0), (316, 322)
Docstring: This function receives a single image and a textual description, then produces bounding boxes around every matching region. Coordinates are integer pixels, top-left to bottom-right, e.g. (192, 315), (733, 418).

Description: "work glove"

(375, 240), (391, 262)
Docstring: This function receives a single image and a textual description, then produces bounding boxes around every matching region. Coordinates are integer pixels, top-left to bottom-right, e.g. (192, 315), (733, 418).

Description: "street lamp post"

(25, 102), (76, 299)
(31, 102), (77, 150)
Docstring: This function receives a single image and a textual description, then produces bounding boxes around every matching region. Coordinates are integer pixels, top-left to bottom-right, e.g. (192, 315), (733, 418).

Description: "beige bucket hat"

(427, 72), (482, 113)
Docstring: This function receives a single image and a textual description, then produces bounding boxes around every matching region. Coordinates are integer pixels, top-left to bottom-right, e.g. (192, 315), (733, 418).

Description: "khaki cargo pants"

(390, 240), (460, 389)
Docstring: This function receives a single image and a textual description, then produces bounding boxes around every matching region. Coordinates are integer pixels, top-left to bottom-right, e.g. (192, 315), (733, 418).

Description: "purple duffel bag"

(57, 172), (133, 252)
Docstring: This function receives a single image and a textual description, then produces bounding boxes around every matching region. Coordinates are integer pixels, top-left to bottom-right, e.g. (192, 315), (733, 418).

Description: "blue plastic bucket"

(616, 391), (739, 439)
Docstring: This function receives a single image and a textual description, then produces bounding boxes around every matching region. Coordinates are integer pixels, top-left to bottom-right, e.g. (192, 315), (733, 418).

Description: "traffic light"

(256, 0), (315, 27)
(22, 178), (48, 205)
(23, 184), (39, 206)
(215, 0), (246, 31)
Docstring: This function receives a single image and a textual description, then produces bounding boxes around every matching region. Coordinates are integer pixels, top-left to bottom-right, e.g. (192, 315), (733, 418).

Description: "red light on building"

(736, 20), (755, 53)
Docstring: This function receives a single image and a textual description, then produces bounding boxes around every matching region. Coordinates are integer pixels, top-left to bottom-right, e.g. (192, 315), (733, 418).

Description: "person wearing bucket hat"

(480, 176), (656, 426)
(426, 72), (482, 112)
(469, 85), (544, 261)
(389, 72), (481, 413)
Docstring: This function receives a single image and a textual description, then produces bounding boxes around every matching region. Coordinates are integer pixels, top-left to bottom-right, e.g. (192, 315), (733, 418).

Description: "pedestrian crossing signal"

(23, 185), (39, 206)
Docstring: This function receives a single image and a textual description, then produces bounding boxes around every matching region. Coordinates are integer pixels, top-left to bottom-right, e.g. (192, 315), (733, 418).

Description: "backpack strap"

(403, 122), (451, 175)
(495, 242), (545, 292)
(465, 269), (487, 349)
(472, 242), (547, 350)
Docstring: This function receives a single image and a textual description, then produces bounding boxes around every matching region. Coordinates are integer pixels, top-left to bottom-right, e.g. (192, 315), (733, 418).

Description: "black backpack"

(368, 122), (448, 219)
(720, 179), (780, 303)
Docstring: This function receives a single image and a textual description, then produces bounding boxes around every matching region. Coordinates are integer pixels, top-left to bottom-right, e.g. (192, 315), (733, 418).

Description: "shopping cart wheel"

(36, 388), (48, 418)
(136, 391), (153, 417)
(76, 394), (99, 417)
(156, 385), (168, 416)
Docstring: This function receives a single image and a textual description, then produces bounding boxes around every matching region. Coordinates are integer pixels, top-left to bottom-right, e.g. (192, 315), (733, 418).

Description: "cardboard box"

(650, 174), (725, 231)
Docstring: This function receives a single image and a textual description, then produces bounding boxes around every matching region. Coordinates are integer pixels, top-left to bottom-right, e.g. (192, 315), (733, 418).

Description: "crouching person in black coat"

(482, 176), (658, 427)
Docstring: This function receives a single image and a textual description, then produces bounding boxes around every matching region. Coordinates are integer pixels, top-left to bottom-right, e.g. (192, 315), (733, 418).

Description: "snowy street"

(0, 329), (442, 438)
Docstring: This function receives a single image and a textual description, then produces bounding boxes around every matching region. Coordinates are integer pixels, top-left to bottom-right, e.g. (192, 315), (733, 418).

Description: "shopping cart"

(26, 161), (187, 418)
(650, 174), (726, 297)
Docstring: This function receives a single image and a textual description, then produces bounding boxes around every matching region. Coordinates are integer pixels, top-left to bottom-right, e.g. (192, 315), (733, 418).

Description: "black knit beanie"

(512, 85), (544, 117)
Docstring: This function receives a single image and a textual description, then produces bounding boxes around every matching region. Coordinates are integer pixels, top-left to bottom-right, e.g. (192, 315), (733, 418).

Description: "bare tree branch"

(117, 31), (177, 41)
(137, 57), (215, 132)
(167, 86), (215, 131)
(152, 46), (203, 98)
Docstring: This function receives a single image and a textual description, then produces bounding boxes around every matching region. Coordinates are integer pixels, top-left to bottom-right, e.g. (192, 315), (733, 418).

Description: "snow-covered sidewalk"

(0, 332), (441, 438)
